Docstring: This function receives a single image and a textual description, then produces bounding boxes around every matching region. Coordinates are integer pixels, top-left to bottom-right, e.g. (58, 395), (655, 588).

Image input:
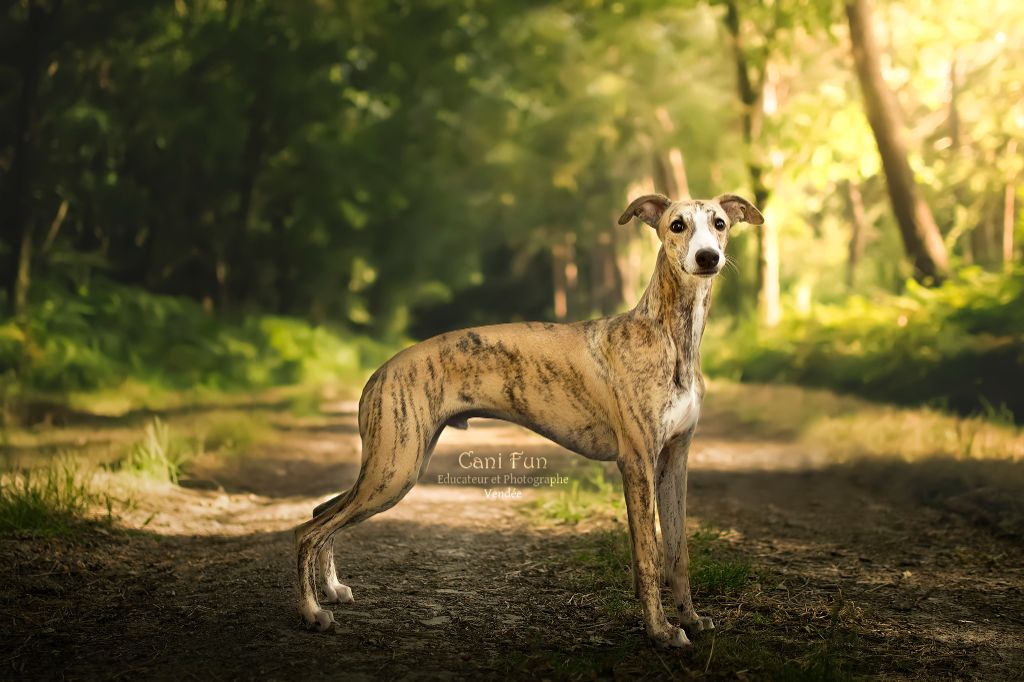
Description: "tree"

(722, 0), (780, 326)
(844, 0), (950, 282)
(2, 0), (62, 315)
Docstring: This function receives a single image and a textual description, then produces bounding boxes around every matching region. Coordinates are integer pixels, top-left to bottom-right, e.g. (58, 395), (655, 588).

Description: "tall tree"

(722, 0), (780, 326)
(2, 0), (62, 315)
(845, 179), (870, 288)
(844, 0), (949, 282)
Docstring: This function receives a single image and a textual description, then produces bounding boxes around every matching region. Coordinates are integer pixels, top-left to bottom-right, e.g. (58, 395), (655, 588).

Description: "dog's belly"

(451, 408), (619, 461)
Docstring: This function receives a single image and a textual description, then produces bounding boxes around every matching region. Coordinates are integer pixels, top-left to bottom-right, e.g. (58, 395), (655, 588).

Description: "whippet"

(294, 193), (764, 648)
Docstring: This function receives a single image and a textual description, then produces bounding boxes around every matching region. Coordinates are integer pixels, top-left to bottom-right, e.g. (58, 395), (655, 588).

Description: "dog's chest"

(660, 383), (701, 441)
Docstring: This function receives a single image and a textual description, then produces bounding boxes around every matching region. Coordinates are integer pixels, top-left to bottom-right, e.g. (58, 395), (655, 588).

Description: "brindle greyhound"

(294, 193), (764, 648)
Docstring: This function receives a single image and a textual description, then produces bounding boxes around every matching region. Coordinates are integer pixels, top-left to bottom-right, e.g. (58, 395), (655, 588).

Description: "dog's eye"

(670, 219), (684, 233)
(714, 217), (727, 231)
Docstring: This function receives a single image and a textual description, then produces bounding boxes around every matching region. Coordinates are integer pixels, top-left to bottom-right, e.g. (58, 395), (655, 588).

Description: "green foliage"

(2, 0), (1022, 425)
(567, 525), (755, 620)
(0, 278), (396, 410)
(0, 458), (100, 535)
(570, 528), (639, 621)
(689, 528), (755, 597)
(706, 268), (1024, 421)
(534, 464), (623, 524)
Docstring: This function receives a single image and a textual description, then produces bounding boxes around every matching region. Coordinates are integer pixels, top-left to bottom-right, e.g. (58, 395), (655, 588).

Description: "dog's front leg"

(619, 453), (691, 648)
(657, 432), (714, 635)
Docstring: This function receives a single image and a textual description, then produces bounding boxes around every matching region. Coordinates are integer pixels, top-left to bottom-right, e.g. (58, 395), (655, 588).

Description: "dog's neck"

(633, 248), (712, 384)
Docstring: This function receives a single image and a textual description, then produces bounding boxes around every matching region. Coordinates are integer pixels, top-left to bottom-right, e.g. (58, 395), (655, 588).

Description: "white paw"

(300, 606), (335, 631)
(652, 626), (692, 649)
(682, 615), (715, 634)
(323, 580), (354, 605)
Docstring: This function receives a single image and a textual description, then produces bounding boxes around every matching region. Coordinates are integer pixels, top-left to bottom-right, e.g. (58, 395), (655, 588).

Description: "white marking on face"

(682, 206), (723, 274)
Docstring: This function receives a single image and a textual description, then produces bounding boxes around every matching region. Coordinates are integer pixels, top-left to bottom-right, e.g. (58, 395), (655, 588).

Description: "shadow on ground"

(3, 409), (1023, 680)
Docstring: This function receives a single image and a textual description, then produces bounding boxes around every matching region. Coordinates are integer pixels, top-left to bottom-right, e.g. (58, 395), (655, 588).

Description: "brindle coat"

(294, 193), (764, 648)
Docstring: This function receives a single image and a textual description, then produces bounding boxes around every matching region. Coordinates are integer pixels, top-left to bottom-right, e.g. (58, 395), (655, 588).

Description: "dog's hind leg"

(312, 420), (444, 607)
(295, 416), (434, 629)
(308, 492), (355, 604)
(318, 535), (354, 604)
(295, 468), (420, 629)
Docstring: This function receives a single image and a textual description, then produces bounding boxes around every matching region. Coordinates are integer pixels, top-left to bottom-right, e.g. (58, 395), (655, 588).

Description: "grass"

(120, 417), (194, 484)
(689, 528), (754, 597)
(570, 527), (758, 617)
(0, 406), (278, 536)
(0, 457), (107, 536)
(704, 380), (1024, 462)
(514, 515), (861, 679)
(533, 463), (623, 525)
(583, 528), (859, 679)
(704, 266), (1024, 423)
(0, 407), (270, 535)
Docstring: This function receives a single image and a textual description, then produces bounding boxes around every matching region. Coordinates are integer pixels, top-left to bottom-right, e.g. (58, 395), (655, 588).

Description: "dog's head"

(617, 194), (764, 279)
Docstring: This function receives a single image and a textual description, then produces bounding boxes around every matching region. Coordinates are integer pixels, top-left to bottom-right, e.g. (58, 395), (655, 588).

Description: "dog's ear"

(715, 194), (765, 225)
(617, 194), (672, 228)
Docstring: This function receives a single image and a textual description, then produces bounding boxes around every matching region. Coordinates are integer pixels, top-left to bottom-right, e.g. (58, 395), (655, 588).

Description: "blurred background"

(1, 0), (1022, 422)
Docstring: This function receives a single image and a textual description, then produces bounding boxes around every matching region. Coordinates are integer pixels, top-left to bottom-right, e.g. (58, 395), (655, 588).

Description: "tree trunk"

(651, 152), (676, 199)
(618, 177), (660, 306)
(757, 214), (781, 326)
(228, 99), (266, 310)
(590, 229), (623, 316)
(845, 0), (949, 283)
(1004, 140), (1018, 267)
(970, 192), (999, 267)
(846, 180), (869, 288)
(654, 107), (690, 199)
(724, 0), (779, 326)
(13, 231), (33, 316)
(551, 242), (568, 321)
(4, 2), (61, 315)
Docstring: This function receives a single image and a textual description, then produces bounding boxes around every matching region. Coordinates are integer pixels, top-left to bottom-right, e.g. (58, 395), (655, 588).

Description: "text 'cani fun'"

(458, 451), (548, 470)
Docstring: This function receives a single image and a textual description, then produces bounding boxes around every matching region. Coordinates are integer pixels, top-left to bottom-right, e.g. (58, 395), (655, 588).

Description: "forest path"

(3, 397), (1022, 680)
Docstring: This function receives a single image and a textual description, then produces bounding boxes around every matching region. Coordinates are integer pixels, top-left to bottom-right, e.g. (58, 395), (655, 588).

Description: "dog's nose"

(695, 249), (720, 270)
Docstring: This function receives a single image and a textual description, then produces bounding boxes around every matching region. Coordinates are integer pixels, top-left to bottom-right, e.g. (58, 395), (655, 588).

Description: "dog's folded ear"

(617, 194), (672, 228)
(715, 194), (765, 225)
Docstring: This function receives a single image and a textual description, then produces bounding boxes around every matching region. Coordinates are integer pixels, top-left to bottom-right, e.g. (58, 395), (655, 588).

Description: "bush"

(705, 267), (1024, 422)
(0, 278), (400, 412)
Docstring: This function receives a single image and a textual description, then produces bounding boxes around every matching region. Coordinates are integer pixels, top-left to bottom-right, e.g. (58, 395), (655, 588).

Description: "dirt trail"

(2, 400), (1022, 680)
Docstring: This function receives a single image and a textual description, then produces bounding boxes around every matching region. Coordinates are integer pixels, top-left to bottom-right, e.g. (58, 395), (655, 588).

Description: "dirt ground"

(2, 397), (1022, 680)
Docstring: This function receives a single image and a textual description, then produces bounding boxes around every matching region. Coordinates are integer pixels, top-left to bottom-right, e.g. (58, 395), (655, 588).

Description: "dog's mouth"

(686, 267), (720, 278)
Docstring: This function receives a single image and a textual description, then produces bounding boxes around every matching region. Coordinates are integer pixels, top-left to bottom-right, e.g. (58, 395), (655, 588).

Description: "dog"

(294, 193), (764, 648)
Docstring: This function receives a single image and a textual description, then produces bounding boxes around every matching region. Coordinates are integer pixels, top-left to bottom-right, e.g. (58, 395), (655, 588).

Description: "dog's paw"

(300, 606), (335, 631)
(681, 615), (715, 635)
(651, 627), (692, 649)
(323, 580), (354, 605)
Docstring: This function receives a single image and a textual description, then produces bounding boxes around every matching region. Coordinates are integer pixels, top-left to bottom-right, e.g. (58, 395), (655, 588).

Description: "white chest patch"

(661, 382), (701, 441)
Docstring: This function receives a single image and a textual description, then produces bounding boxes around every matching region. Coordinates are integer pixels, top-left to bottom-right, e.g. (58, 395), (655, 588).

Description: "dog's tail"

(312, 489), (353, 518)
